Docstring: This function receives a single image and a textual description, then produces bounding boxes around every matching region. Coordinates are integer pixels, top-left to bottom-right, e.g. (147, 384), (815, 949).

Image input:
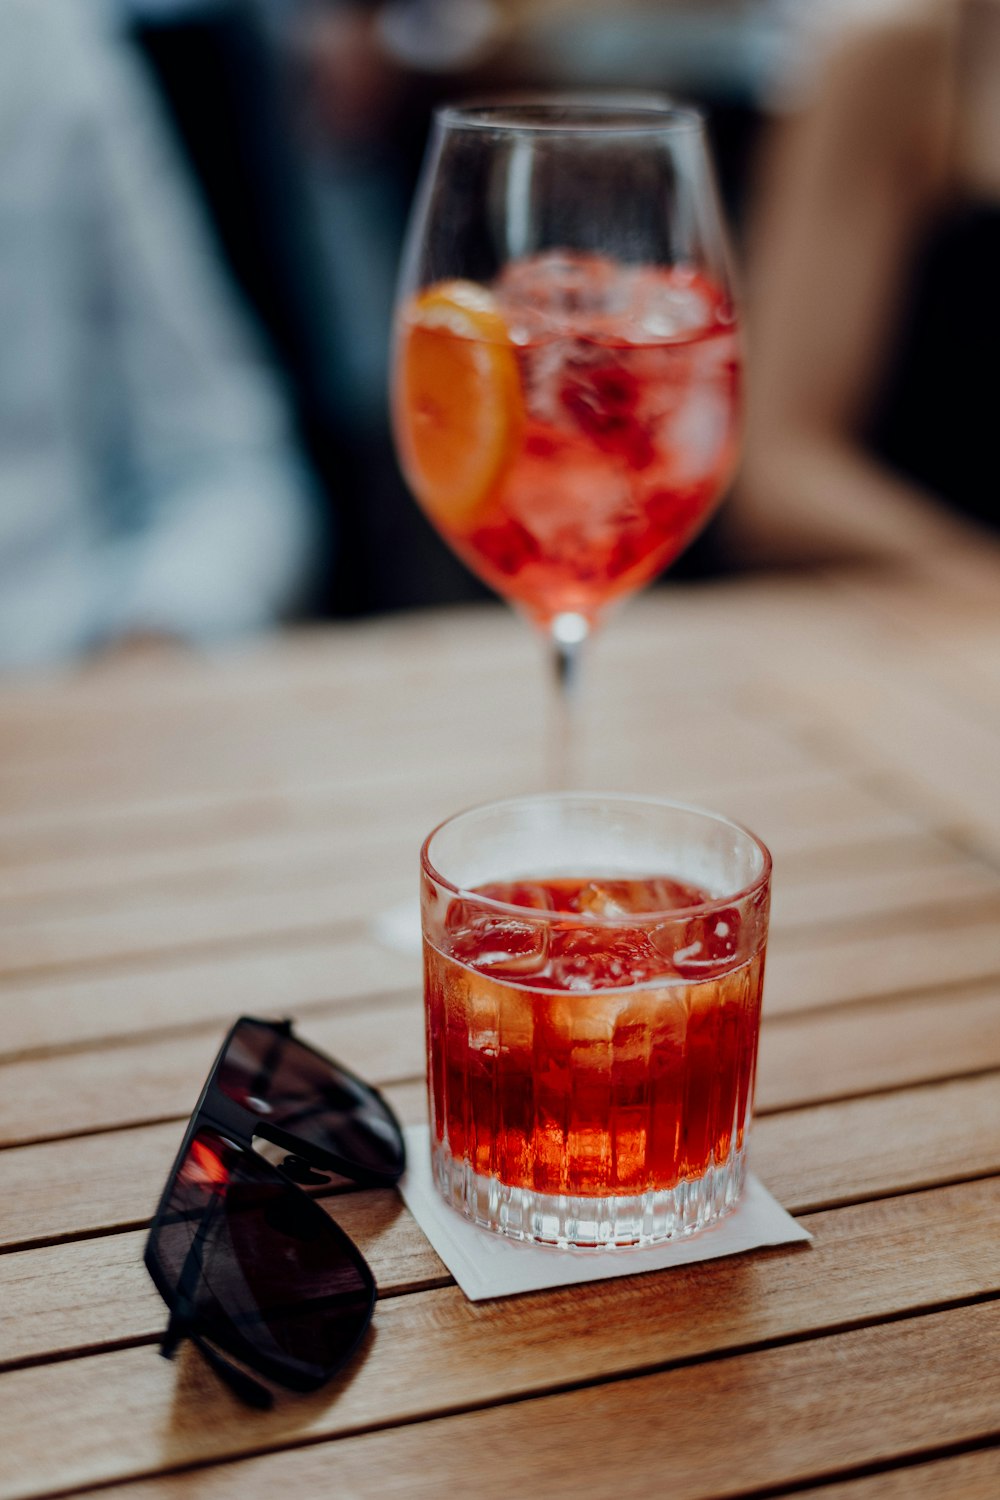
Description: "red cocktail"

(395, 253), (740, 629)
(421, 795), (771, 1247)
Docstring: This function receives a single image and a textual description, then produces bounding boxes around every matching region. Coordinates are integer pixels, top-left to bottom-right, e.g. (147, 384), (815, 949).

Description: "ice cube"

(496, 255), (722, 346)
(519, 338), (580, 425)
(652, 907), (743, 979)
(446, 884), (553, 978)
(576, 878), (703, 917)
(448, 915), (550, 976)
(626, 266), (715, 344)
(496, 251), (626, 327)
(555, 347), (656, 466)
(463, 974), (539, 1051)
(464, 982), (500, 1054)
(541, 988), (625, 1043)
(549, 926), (666, 990)
(575, 881), (635, 918)
(658, 386), (732, 484)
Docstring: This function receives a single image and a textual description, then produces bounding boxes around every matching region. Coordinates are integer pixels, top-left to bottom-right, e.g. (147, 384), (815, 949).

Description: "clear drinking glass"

(391, 97), (741, 784)
(421, 793), (771, 1247)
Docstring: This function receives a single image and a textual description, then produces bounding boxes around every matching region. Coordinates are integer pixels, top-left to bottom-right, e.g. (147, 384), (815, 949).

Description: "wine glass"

(391, 96), (741, 784)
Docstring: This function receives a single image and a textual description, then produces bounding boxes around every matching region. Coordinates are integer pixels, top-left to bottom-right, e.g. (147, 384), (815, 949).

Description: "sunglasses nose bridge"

(198, 1089), (261, 1145)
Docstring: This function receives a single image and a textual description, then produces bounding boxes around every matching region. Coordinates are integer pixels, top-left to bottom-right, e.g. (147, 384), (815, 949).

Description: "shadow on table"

(159, 1195), (410, 1445)
(162, 1315), (380, 1451)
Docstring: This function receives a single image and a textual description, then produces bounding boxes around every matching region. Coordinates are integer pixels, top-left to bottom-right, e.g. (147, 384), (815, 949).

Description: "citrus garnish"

(396, 279), (522, 530)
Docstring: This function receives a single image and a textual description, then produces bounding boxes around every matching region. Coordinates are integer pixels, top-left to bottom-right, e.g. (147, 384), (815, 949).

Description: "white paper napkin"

(373, 899), (423, 956)
(398, 1124), (811, 1301)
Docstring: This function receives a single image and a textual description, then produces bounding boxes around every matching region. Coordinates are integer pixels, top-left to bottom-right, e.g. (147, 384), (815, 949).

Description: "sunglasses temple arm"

(158, 1195), (275, 1410)
(160, 1196), (216, 1358)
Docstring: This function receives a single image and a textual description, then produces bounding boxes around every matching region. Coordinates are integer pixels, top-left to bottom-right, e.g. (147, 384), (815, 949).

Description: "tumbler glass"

(420, 793), (771, 1247)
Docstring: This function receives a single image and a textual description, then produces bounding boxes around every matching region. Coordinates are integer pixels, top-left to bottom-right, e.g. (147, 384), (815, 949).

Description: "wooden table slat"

(784, 1446), (1000, 1500)
(0, 1176), (995, 1376)
(0, 939), (418, 1058)
(3, 828), (994, 957)
(1, 976), (998, 1150)
(0, 775), (922, 900)
(3, 872), (999, 1065)
(2, 1293), (997, 1500)
(2, 1071), (998, 1254)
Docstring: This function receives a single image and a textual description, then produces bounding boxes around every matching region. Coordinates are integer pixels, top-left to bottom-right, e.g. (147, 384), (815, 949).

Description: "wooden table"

(2, 551), (999, 1499)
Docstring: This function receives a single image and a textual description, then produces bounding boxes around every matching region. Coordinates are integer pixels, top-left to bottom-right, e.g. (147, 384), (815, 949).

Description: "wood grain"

(0, 1176), (995, 1374)
(2, 1071), (998, 1252)
(3, 832), (993, 963)
(206, 1303), (1000, 1500)
(2, 855), (998, 1064)
(745, 585), (1000, 855)
(751, 1073), (1000, 1213)
(756, 981), (1000, 1109)
(0, 996), (425, 1146)
(0, 773), (921, 900)
(0, 689), (816, 826)
(2, 885), (997, 1021)
(769, 846), (1000, 931)
(765, 910), (1000, 1013)
(0, 938), (418, 1057)
(785, 1446), (1000, 1500)
(2, 1295), (997, 1500)
(65, 1444), (1000, 1500)
(2, 976), (998, 1149)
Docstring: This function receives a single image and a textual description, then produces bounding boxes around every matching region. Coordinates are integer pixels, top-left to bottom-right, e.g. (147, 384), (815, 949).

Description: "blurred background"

(1, 0), (995, 669)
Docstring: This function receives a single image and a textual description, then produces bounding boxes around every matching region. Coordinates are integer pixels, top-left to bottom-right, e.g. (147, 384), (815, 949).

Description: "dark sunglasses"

(144, 1016), (406, 1408)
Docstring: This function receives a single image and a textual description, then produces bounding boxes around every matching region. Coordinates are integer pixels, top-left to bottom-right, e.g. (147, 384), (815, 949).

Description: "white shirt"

(0, 0), (322, 668)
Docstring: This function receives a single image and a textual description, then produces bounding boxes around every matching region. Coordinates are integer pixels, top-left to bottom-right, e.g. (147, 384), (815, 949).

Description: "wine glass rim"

(421, 791), (772, 926)
(436, 94), (705, 137)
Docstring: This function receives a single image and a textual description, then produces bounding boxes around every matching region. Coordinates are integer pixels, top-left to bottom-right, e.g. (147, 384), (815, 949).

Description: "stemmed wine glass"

(391, 96), (741, 784)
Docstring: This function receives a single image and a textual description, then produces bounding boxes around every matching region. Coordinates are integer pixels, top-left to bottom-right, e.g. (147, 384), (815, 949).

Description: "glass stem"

(547, 613), (589, 790)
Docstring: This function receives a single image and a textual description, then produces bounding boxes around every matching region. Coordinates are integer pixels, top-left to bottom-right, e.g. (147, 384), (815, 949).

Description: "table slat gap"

(771, 1442), (1000, 1499)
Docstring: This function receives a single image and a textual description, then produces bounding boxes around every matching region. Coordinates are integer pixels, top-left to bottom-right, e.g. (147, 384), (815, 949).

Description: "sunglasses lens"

(147, 1128), (375, 1389)
(216, 1020), (405, 1184)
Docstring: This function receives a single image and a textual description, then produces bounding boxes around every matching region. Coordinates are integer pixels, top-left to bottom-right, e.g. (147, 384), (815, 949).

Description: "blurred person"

(726, 0), (1000, 567)
(127, 0), (507, 614)
(125, 0), (346, 450)
(0, 0), (324, 671)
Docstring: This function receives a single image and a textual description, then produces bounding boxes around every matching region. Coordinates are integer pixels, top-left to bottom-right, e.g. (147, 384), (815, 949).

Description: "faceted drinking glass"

(421, 793), (771, 1247)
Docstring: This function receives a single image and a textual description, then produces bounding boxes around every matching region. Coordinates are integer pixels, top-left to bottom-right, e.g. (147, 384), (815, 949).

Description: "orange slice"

(396, 279), (522, 529)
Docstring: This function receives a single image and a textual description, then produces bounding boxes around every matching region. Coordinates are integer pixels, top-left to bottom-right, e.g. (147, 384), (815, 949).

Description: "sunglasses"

(144, 1016), (406, 1408)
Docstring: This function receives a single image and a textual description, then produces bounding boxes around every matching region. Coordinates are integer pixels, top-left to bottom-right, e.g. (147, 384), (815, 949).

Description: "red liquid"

(425, 876), (764, 1198)
(402, 254), (741, 627)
